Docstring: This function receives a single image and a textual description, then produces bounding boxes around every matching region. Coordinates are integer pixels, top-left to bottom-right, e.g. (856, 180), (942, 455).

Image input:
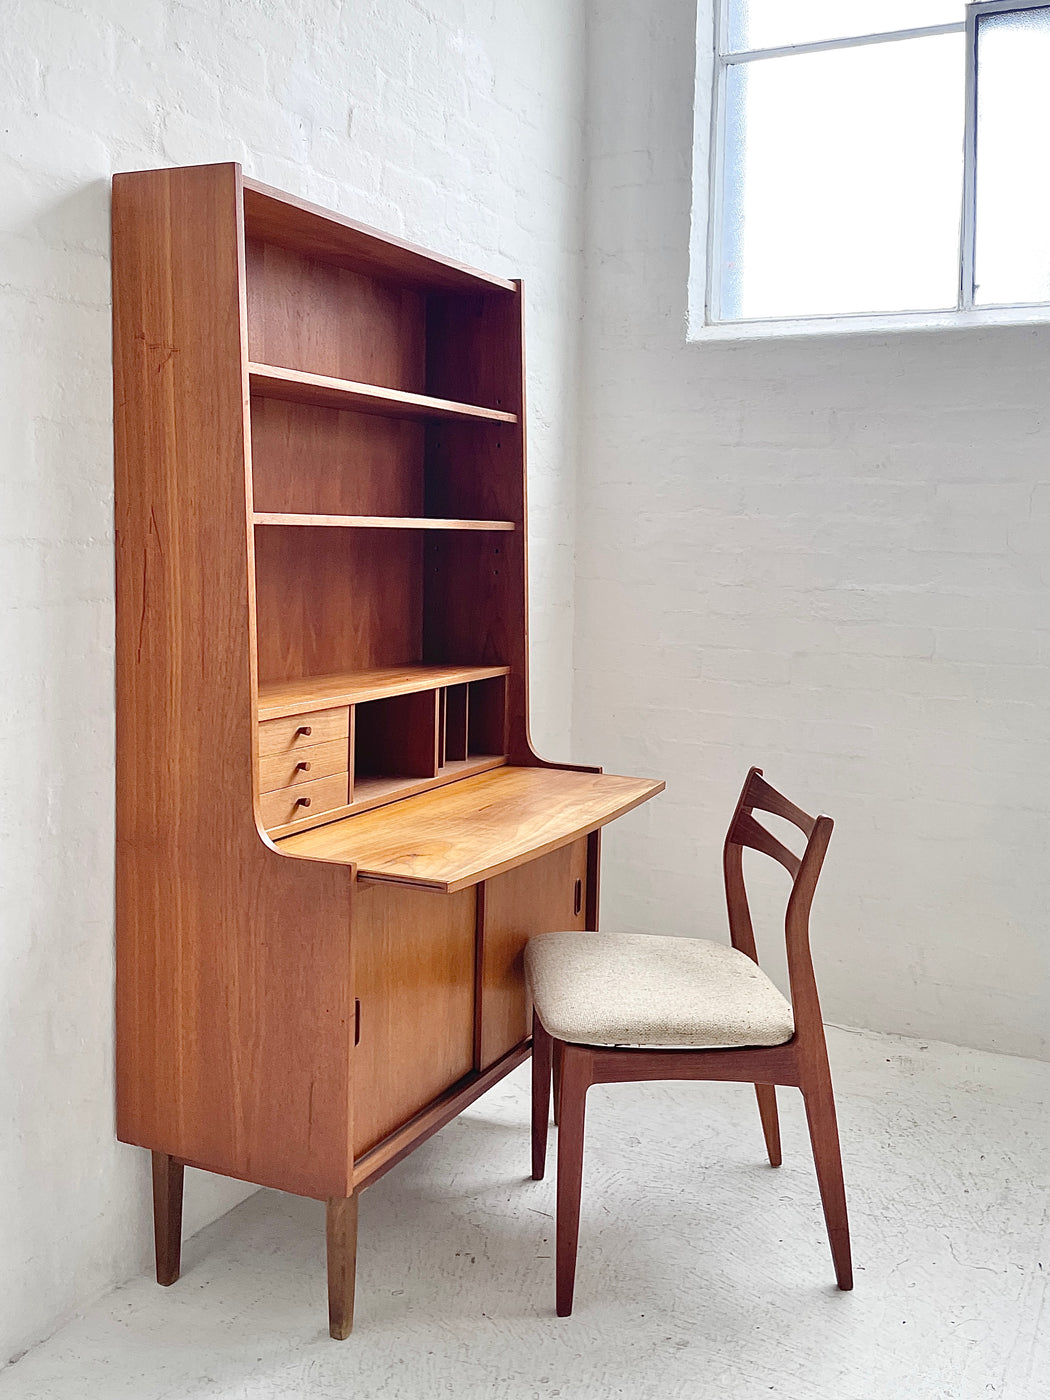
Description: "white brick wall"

(575, 0), (1050, 1062)
(0, 0), (585, 1360)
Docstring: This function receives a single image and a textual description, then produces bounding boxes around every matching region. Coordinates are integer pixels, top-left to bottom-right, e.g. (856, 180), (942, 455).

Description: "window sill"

(689, 304), (1050, 344)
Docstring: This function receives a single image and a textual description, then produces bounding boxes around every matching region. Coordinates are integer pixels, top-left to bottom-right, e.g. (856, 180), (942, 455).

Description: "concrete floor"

(3, 1026), (1048, 1400)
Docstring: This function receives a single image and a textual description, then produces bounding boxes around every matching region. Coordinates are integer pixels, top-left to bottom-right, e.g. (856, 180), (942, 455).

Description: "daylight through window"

(707, 0), (1050, 325)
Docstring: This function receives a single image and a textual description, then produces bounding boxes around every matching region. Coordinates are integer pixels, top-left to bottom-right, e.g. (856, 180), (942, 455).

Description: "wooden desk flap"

(275, 765), (664, 892)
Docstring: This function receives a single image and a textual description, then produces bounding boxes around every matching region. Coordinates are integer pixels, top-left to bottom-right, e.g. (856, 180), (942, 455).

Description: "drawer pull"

(296, 760), (311, 773)
(296, 796), (312, 809)
(574, 878), (583, 917)
(296, 724), (312, 738)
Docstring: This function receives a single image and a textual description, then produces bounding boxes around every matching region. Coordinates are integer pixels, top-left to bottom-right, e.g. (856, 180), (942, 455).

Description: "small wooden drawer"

(258, 706), (349, 757)
(260, 737), (348, 794)
(259, 773), (349, 830)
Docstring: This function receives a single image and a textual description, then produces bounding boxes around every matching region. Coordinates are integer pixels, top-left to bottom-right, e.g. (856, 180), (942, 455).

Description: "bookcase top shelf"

(253, 513), (515, 531)
(258, 663), (512, 719)
(242, 176), (518, 295)
(248, 363), (518, 425)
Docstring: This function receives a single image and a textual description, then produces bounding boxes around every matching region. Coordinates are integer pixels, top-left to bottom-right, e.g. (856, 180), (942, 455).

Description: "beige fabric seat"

(525, 929), (794, 1050)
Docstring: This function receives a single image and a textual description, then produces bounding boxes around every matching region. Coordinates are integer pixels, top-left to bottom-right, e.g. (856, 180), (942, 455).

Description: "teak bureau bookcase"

(112, 161), (663, 1337)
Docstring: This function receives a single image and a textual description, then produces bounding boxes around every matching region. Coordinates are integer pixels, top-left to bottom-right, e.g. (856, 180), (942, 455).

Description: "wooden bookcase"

(112, 162), (663, 1337)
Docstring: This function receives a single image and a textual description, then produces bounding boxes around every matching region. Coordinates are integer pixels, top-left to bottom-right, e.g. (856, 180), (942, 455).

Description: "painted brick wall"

(0, 0), (585, 1360)
(575, 0), (1050, 1061)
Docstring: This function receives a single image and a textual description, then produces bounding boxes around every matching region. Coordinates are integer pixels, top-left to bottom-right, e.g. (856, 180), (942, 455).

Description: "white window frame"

(691, 0), (1050, 341)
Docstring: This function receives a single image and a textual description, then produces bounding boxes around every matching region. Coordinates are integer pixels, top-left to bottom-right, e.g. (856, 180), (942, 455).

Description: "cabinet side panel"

(113, 164), (354, 1200)
(479, 839), (588, 1068)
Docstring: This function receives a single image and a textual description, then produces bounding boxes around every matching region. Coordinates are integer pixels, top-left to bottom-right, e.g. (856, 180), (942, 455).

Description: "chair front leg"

(555, 1042), (593, 1317)
(531, 1008), (552, 1180)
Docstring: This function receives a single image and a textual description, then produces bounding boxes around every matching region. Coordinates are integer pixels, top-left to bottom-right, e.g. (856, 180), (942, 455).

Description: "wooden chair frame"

(531, 766), (852, 1316)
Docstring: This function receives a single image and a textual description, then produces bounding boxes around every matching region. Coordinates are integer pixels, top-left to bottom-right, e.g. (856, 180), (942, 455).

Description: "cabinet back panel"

(424, 421), (521, 524)
(426, 291), (523, 413)
(251, 398), (424, 516)
(255, 526), (423, 683)
(246, 239), (426, 390)
(423, 532), (515, 668)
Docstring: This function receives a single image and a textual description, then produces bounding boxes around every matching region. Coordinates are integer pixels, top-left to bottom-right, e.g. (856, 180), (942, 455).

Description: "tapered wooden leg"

(532, 1009), (552, 1180)
(755, 1083), (782, 1167)
(553, 1038), (563, 1127)
(151, 1151), (184, 1287)
(802, 1076), (853, 1290)
(327, 1193), (359, 1339)
(555, 1044), (592, 1317)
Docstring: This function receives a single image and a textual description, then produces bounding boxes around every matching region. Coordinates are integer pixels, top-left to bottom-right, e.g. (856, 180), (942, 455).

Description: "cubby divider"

(467, 676), (508, 758)
(443, 684), (469, 763)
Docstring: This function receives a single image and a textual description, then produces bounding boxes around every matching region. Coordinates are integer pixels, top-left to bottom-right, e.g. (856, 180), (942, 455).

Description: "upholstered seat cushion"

(524, 930), (794, 1050)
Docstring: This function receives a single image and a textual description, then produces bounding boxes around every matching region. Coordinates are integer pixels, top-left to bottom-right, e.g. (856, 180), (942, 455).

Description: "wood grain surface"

(257, 663), (510, 719)
(278, 766), (664, 891)
(113, 162), (355, 1201)
(350, 881), (476, 1155)
(249, 362), (518, 423)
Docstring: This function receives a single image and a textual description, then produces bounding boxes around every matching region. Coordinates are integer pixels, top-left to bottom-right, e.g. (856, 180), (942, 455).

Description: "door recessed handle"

(574, 878), (583, 917)
(354, 998), (361, 1046)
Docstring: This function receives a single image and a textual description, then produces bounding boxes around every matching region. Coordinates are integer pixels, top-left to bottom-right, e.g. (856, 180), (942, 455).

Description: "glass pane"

(973, 7), (1050, 307)
(727, 0), (964, 52)
(718, 34), (965, 321)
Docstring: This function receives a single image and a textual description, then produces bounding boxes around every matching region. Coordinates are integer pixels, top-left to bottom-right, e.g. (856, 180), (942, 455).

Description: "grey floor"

(3, 1026), (1048, 1399)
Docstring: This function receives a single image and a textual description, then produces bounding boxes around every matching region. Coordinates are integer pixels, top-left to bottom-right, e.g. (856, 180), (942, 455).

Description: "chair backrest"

(722, 768), (834, 1044)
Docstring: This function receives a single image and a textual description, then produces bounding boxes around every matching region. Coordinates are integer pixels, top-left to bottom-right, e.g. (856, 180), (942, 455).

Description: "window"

(698, 0), (1050, 334)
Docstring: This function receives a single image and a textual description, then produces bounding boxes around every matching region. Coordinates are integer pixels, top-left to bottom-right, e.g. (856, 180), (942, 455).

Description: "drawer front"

(259, 772), (349, 831)
(260, 737), (348, 794)
(258, 706), (350, 758)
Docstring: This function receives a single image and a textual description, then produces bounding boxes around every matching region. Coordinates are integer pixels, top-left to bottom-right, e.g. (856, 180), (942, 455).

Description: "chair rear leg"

(802, 1075), (853, 1290)
(555, 1043), (592, 1317)
(532, 1008), (552, 1180)
(755, 1083), (782, 1167)
(553, 1038), (563, 1126)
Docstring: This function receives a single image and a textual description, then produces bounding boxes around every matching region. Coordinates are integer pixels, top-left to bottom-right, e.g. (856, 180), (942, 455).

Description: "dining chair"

(525, 767), (851, 1316)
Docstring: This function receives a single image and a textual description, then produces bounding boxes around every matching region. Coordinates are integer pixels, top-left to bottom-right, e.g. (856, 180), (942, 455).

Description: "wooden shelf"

(249, 363), (518, 424)
(253, 513), (514, 531)
(243, 177), (518, 295)
(277, 766), (666, 892)
(258, 664), (511, 721)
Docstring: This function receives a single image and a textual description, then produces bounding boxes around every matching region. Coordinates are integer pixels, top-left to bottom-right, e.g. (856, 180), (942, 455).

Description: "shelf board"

(242, 178), (518, 295)
(258, 663), (511, 721)
(277, 766), (667, 892)
(253, 513), (514, 532)
(248, 363), (518, 424)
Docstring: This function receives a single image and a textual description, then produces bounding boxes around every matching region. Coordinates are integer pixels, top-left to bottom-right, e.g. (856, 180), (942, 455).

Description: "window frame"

(699, 0), (1050, 339)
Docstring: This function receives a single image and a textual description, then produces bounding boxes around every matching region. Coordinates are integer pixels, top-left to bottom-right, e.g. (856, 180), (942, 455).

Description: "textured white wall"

(575, 0), (1050, 1061)
(0, 0), (585, 1360)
